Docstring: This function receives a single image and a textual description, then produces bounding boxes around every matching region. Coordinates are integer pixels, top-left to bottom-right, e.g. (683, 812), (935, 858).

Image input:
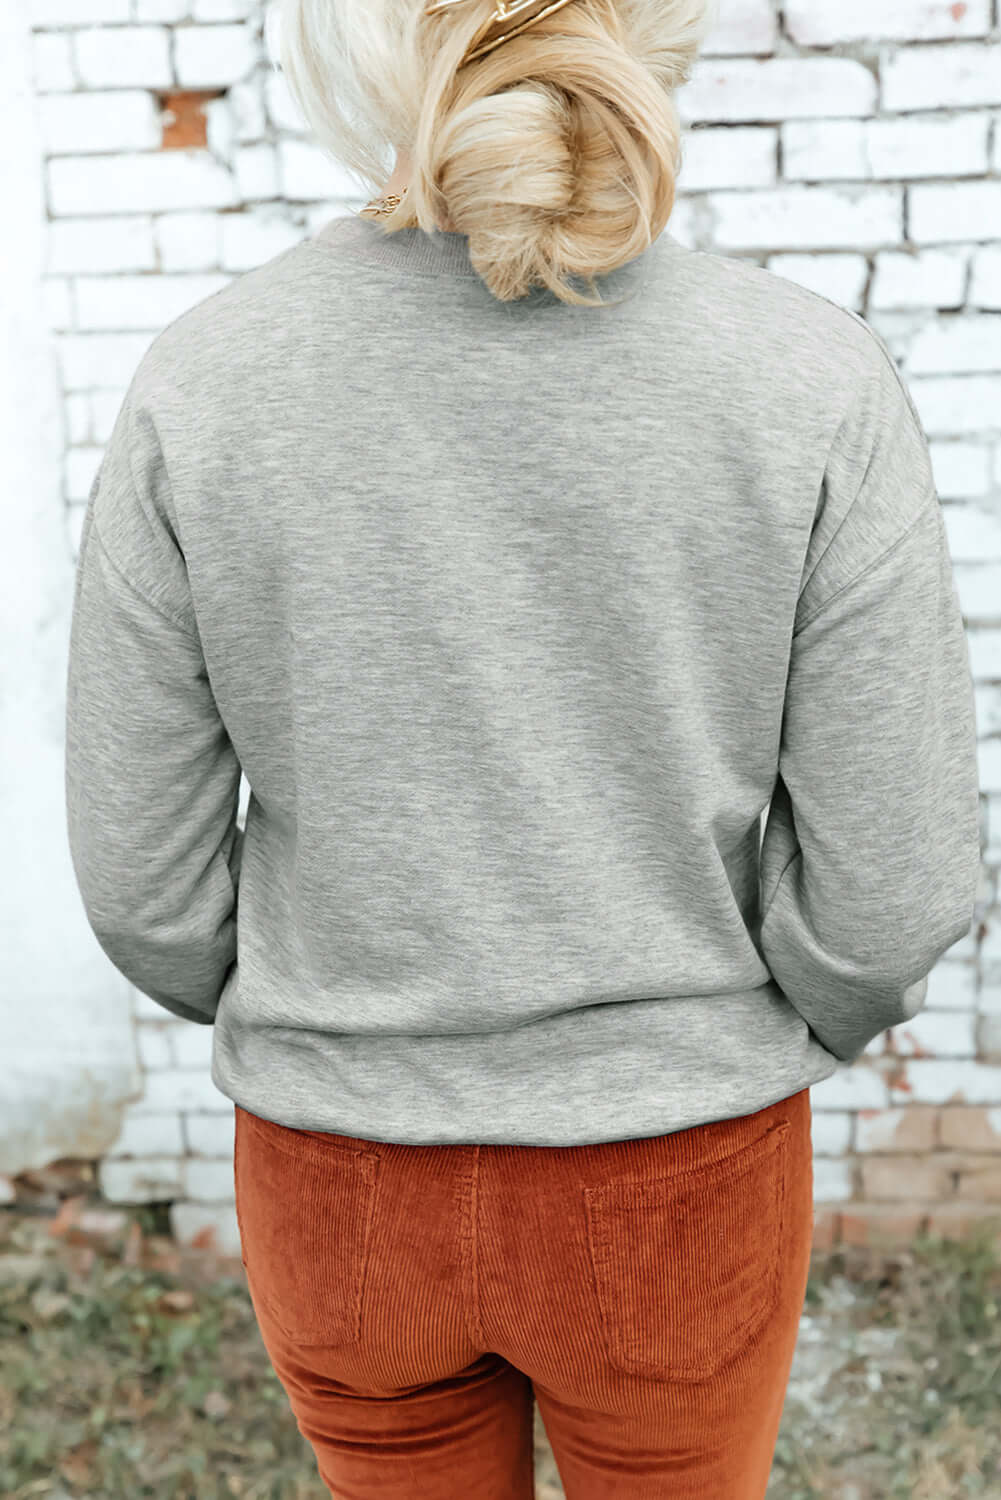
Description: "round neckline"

(308, 209), (686, 282)
(311, 211), (482, 278)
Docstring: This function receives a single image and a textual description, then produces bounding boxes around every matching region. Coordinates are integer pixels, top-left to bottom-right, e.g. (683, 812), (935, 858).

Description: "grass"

(1, 1201), (999, 1499)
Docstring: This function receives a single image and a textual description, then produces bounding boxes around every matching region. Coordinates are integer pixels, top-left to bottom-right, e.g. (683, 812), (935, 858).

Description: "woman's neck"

(367, 147), (458, 233)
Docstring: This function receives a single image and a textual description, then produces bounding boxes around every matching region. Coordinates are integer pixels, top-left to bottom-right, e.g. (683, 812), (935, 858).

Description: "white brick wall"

(29, 0), (1001, 1248)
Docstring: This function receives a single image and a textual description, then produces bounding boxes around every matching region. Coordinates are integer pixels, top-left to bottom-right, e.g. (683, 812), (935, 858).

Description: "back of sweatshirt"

(64, 213), (982, 1146)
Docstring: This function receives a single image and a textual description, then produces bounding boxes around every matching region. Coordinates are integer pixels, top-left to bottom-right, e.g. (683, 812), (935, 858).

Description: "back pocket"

(582, 1118), (790, 1382)
(234, 1106), (382, 1349)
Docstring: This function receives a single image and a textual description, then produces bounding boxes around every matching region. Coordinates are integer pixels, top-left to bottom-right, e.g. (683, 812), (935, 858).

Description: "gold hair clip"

(424, 0), (579, 64)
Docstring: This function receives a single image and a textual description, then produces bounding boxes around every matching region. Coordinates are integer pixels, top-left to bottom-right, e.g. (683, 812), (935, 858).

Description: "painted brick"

(968, 628), (1001, 679)
(811, 1110), (854, 1155)
(971, 246), (1001, 308)
(48, 151), (237, 215)
(870, 247), (969, 309)
(908, 374), (1001, 436)
(924, 959), (980, 1009)
(65, 445), (102, 501)
(65, 505), (85, 557)
(135, 1021), (175, 1071)
(99, 1157), (185, 1203)
(234, 143), (279, 201)
(92, 388), (132, 443)
(662, 195), (698, 249)
(42, 276), (72, 331)
(889, 1060), (1001, 1105)
(889, 1010), (978, 1059)
(278, 138), (364, 201)
(979, 1013), (1001, 1059)
(65, 392), (91, 444)
(765, 252), (868, 309)
(204, 92), (238, 161)
(38, 89), (162, 154)
(170, 1200), (241, 1255)
(228, 75), (268, 141)
(943, 501), (1001, 562)
(174, 23), (257, 87)
(264, 70), (306, 133)
(986, 793), (1001, 861)
(864, 1028), (890, 1058)
(47, 214), (156, 273)
(73, 26), (172, 89)
(219, 209), (300, 270)
(906, 314), (1001, 374)
(32, 32), (76, 91)
(185, 1112), (236, 1155)
(781, 120), (868, 181)
(977, 737), (1001, 792)
(155, 210), (221, 269)
(679, 58), (877, 125)
(855, 1106), (939, 1152)
(131, 992), (170, 1022)
(882, 42), (1001, 111)
(976, 696), (1001, 743)
(183, 1158), (235, 1200)
(866, 112), (990, 179)
(701, 0), (777, 56)
(811, 1068), (890, 1111)
(679, 126), (777, 190)
(910, 181), (1001, 243)
(193, 0), (257, 16)
(171, 1024), (214, 1069)
(31, 0), (130, 22)
(105, 1110), (185, 1158)
(74, 271), (229, 330)
(130, 1067), (230, 1113)
(136, 0), (190, 18)
(813, 1157), (856, 1201)
(785, 0), (991, 45)
(938, 1106), (1001, 1149)
(710, 185), (902, 250)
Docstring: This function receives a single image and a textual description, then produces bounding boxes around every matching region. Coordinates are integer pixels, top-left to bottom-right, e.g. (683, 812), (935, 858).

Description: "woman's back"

(65, 210), (980, 1145)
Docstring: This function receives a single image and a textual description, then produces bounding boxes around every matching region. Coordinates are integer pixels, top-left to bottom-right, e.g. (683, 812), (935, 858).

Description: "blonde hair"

(278, 0), (717, 306)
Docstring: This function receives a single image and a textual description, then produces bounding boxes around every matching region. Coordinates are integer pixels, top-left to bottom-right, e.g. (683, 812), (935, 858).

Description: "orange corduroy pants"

(233, 1084), (814, 1499)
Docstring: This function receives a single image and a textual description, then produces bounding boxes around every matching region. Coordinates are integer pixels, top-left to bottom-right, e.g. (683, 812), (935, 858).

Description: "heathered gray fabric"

(64, 211), (982, 1146)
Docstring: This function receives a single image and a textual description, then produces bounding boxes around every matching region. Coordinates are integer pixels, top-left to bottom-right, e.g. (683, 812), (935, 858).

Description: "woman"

(64, 0), (982, 1494)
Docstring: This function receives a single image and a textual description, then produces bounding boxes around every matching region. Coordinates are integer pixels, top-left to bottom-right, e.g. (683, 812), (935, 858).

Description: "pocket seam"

(582, 1119), (791, 1383)
(234, 1106), (382, 1348)
(239, 1104), (383, 1170)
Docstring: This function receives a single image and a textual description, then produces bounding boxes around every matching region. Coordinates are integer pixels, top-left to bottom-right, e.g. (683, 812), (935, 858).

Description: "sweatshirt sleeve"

(64, 384), (243, 1025)
(757, 321), (981, 1064)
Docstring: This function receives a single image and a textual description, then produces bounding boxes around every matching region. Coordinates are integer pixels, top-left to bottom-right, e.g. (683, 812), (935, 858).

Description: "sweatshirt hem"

(209, 981), (842, 1147)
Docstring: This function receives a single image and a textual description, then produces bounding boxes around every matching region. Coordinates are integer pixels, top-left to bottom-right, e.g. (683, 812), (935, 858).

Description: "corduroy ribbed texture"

(233, 1085), (814, 1498)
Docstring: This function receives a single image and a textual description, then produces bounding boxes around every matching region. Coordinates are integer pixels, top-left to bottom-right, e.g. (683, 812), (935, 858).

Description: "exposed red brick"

(938, 1154), (1001, 1201)
(925, 1203), (1001, 1241)
(855, 1105), (938, 1153)
(938, 1106), (1001, 1151)
(858, 1154), (954, 1201)
(811, 1208), (839, 1250)
(159, 90), (224, 150)
(839, 1202), (927, 1247)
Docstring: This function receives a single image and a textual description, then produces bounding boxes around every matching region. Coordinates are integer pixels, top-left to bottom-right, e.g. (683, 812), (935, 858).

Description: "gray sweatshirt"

(64, 213), (982, 1146)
